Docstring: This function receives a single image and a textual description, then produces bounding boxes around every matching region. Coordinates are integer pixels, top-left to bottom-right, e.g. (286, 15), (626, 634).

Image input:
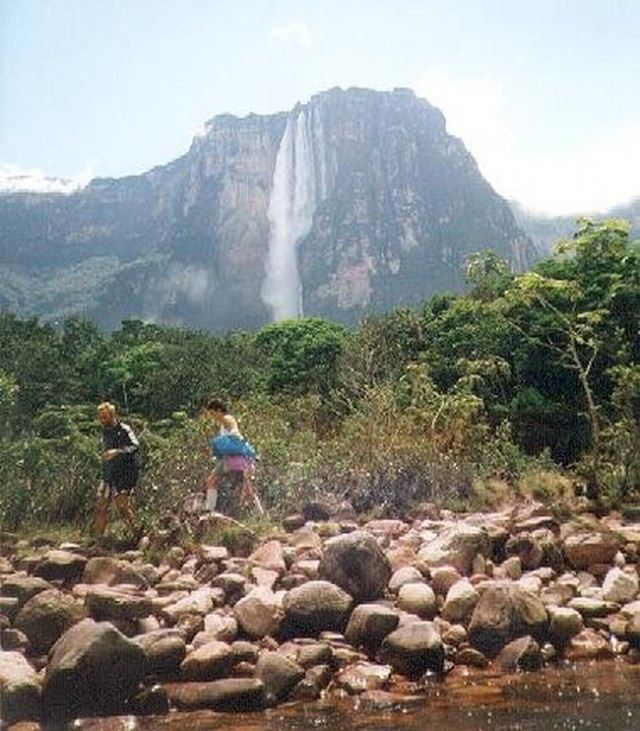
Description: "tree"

(503, 219), (639, 493)
(255, 318), (349, 397)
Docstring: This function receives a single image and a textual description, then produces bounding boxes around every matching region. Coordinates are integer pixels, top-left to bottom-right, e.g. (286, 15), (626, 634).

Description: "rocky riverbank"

(1, 499), (640, 727)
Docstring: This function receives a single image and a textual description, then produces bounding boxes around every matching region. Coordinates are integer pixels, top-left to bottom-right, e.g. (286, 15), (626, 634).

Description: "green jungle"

(1, 219), (638, 540)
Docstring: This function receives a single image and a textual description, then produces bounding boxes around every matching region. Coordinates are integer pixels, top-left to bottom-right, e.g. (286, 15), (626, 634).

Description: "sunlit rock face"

(0, 87), (536, 332)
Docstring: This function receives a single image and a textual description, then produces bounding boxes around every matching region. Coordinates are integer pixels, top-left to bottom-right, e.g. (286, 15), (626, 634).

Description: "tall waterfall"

(262, 106), (327, 320)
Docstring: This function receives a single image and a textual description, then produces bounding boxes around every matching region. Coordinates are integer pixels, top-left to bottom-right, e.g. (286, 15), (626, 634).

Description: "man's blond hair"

(97, 401), (117, 416)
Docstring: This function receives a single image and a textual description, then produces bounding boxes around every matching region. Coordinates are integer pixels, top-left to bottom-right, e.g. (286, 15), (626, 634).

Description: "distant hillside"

(511, 198), (640, 255)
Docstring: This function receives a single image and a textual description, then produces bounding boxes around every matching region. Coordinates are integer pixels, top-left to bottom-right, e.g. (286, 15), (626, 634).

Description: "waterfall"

(262, 106), (326, 320)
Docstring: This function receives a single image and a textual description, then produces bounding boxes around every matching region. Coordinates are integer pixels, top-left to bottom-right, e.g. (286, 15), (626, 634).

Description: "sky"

(2, 0), (640, 216)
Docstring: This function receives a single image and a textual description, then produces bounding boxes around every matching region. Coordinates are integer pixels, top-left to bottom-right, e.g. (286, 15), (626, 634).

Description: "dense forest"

(0, 219), (638, 534)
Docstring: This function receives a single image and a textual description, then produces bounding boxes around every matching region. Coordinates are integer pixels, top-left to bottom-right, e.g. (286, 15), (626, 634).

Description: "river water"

(75, 660), (639, 731)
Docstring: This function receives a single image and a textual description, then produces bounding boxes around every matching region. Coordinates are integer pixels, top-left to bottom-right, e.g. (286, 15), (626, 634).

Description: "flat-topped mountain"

(0, 87), (536, 331)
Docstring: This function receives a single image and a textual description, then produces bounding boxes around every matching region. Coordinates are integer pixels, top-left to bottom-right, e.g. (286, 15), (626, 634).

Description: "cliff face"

(0, 87), (536, 332)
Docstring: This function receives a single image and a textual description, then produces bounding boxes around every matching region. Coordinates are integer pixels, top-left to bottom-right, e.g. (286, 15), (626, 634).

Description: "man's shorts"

(96, 480), (131, 499)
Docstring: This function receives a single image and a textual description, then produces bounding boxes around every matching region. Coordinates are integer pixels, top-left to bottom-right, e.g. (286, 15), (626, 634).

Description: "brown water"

(74, 660), (639, 730)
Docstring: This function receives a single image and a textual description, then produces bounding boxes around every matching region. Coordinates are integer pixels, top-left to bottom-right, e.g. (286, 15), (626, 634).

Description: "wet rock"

(494, 635), (543, 672)
(335, 660), (392, 693)
(255, 650), (305, 704)
(467, 581), (548, 658)
(42, 618), (145, 721)
(0, 650), (41, 724)
(14, 588), (86, 655)
(378, 621), (445, 679)
(564, 628), (615, 661)
(452, 646), (489, 668)
(547, 606), (584, 644)
(318, 530), (392, 601)
(165, 678), (265, 711)
(290, 663), (332, 700)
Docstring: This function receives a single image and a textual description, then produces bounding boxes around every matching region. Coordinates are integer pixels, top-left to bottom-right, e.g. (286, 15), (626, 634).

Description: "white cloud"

(414, 67), (640, 216)
(0, 162), (94, 194)
(271, 21), (312, 48)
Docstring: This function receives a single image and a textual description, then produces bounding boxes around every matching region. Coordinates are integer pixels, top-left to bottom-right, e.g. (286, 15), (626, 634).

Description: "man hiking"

(94, 401), (141, 538)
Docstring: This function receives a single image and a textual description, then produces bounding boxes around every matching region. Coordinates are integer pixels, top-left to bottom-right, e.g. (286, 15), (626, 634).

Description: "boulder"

(0, 650), (41, 724)
(344, 603), (400, 655)
(335, 660), (392, 693)
(318, 531), (392, 601)
(563, 530), (620, 571)
(32, 549), (87, 584)
(467, 581), (548, 658)
(601, 567), (639, 604)
(165, 678), (265, 711)
(279, 580), (352, 639)
(82, 556), (149, 588)
(396, 583), (437, 619)
(133, 628), (187, 678)
(42, 618), (146, 721)
(0, 575), (53, 606)
(441, 578), (479, 623)
(494, 635), (543, 672)
(14, 588), (85, 655)
(417, 524), (491, 576)
(84, 585), (153, 622)
(378, 621), (445, 679)
(255, 651), (305, 705)
(233, 586), (283, 639)
(180, 640), (234, 681)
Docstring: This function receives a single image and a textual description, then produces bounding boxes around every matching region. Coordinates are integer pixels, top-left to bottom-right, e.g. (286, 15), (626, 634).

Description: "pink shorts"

(222, 455), (252, 472)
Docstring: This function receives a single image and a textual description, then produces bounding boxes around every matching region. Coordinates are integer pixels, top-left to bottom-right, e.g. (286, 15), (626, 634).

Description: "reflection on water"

(76, 660), (639, 731)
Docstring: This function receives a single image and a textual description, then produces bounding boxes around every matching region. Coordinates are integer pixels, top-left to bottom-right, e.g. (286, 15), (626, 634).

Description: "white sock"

(205, 487), (218, 511)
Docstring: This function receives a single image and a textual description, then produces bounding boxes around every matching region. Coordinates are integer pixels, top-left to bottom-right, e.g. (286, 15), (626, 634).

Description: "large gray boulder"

(279, 580), (353, 639)
(42, 618), (146, 721)
(468, 581), (549, 658)
(318, 531), (392, 601)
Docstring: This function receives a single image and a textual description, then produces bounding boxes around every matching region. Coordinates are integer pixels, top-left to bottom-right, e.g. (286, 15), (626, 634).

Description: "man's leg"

(94, 495), (109, 536)
(114, 492), (136, 531)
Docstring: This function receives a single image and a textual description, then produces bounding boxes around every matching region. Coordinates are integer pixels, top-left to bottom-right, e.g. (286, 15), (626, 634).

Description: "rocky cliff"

(0, 87), (536, 332)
